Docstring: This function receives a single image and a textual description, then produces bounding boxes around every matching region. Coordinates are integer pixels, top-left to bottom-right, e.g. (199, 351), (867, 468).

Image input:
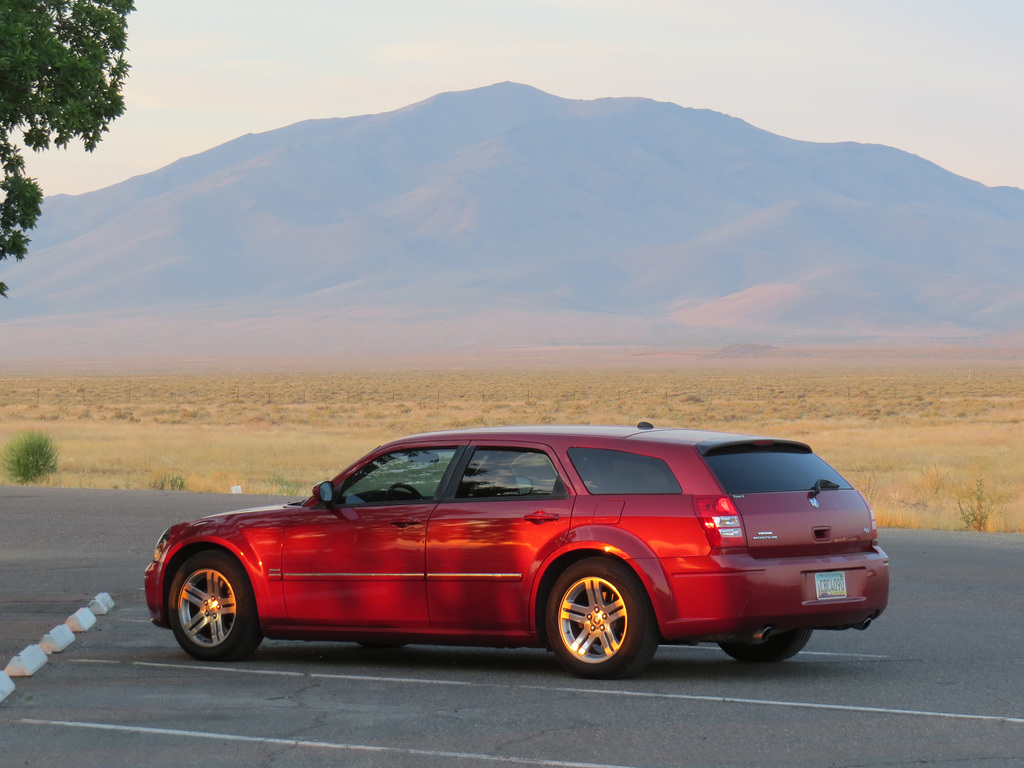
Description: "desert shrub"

(957, 476), (993, 532)
(2, 431), (59, 484)
(151, 472), (186, 491)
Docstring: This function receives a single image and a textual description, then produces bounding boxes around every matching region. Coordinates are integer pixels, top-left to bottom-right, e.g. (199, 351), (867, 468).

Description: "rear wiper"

(811, 478), (841, 496)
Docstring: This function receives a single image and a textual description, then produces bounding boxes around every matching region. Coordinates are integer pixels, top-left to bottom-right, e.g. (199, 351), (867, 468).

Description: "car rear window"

(701, 444), (851, 495)
(568, 447), (682, 495)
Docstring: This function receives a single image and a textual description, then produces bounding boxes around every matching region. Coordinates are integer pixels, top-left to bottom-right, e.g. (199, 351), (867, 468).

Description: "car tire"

(168, 550), (263, 661)
(546, 558), (659, 679)
(717, 628), (812, 663)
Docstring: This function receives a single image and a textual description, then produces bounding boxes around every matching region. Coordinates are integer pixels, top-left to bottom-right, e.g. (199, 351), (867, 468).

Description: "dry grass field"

(1, 366), (1021, 532)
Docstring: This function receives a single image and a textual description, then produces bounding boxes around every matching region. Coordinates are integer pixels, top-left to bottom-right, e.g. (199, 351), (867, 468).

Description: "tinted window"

(702, 445), (851, 494)
(340, 448), (457, 503)
(456, 448), (565, 499)
(568, 448), (682, 495)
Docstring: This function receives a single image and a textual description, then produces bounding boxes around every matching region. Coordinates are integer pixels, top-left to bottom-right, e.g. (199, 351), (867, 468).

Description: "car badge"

(809, 497), (820, 508)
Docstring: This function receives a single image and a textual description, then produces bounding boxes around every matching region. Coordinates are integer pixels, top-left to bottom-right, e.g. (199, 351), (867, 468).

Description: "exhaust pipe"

(752, 626), (772, 641)
(855, 617), (873, 631)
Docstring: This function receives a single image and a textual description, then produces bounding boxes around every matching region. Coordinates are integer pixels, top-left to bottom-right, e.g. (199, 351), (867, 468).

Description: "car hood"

(201, 501), (305, 519)
(179, 501), (307, 530)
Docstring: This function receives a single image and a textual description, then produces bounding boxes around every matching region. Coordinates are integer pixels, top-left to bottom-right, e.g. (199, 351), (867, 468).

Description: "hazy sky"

(24, 0), (1024, 196)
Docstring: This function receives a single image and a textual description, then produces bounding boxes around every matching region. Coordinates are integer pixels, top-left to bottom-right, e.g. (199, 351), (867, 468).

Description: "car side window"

(455, 448), (566, 499)
(339, 448), (457, 504)
(568, 447), (682, 495)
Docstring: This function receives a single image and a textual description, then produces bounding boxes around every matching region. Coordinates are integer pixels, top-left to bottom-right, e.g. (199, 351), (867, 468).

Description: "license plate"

(814, 571), (848, 600)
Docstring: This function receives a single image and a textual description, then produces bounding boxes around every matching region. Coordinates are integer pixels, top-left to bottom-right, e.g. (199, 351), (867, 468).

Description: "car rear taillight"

(858, 491), (879, 545)
(693, 495), (745, 549)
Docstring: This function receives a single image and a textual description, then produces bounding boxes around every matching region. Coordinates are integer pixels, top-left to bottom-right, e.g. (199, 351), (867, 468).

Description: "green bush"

(958, 475), (993, 532)
(2, 431), (59, 484)
(151, 472), (186, 491)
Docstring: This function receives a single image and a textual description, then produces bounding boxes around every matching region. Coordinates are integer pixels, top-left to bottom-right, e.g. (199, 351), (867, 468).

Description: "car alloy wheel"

(546, 558), (658, 679)
(168, 551), (262, 661)
(557, 575), (627, 662)
(177, 566), (237, 648)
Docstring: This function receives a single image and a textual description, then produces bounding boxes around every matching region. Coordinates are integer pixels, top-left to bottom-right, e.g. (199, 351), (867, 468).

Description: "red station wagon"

(145, 424), (889, 678)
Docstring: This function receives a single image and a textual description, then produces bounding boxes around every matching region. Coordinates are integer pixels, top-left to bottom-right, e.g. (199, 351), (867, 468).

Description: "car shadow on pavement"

(144, 639), (878, 685)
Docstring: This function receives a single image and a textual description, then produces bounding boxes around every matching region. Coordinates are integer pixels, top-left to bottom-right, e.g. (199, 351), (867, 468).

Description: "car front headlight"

(153, 527), (172, 562)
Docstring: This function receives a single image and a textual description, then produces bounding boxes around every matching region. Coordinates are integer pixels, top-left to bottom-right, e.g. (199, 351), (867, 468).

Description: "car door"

(425, 445), (573, 632)
(282, 446), (460, 628)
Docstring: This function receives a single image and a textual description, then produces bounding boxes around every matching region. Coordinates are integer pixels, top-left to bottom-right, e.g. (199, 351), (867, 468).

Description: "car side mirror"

(316, 481), (335, 506)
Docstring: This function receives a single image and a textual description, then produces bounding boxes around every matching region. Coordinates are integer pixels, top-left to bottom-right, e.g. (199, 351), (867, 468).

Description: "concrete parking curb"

(66, 607), (97, 633)
(4, 645), (48, 677)
(39, 624), (76, 654)
(0, 672), (14, 703)
(1, 593), (117, 704)
(89, 593), (115, 615)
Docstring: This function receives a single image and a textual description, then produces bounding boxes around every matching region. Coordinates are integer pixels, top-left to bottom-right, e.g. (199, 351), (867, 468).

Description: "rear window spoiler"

(696, 437), (812, 456)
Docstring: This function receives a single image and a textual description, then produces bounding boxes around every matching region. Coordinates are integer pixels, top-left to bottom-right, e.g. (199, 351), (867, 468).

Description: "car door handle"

(524, 511), (560, 524)
(390, 519), (422, 528)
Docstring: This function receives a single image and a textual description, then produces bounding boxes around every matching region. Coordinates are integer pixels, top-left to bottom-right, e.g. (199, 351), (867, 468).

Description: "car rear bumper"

(655, 546), (889, 640)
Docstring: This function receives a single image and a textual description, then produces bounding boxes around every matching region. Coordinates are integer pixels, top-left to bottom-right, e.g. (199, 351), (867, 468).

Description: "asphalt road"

(1, 486), (1022, 768)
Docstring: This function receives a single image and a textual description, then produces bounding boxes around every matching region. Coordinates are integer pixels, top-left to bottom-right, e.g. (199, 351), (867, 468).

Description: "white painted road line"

(798, 650), (891, 659)
(135, 660), (306, 676)
(657, 645), (891, 660)
(83, 659), (1024, 726)
(135, 660), (472, 685)
(17, 719), (642, 768)
(522, 685), (1024, 726)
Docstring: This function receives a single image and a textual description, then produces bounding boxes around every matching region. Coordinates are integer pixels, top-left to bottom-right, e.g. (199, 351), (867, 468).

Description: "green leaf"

(0, 0), (135, 293)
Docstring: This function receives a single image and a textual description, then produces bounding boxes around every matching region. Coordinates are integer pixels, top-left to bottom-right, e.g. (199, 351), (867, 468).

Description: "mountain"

(3, 82), (1023, 367)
